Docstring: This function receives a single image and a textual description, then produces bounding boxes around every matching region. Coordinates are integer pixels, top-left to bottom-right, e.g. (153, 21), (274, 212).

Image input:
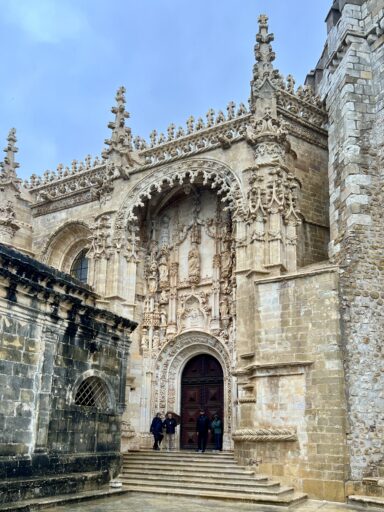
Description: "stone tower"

(308, 0), (384, 496)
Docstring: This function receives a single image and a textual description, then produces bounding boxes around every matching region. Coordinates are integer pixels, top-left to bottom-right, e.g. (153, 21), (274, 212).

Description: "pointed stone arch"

(39, 220), (91, 272)
(152, 330), (234, 449)
(114, 158), (246, 236)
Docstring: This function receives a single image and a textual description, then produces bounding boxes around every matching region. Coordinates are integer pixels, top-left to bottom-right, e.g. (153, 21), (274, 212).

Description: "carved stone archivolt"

(152, 331), (233, 434)
(114, 158), (246, 228)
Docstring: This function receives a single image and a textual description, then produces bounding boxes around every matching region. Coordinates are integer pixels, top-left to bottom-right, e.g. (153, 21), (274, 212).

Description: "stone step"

(123, 459), (248, 469)
(121, 472), (277, 488)
(122, 466), (265, 480)
(123, 452), (235, 462)
(123, 452), (236, 465)
(122, 463), (256, 476)
(121, 477), (292, 496)
(125, 485), (308, 506)
(121, 450), (307, 507)
(348, 495), (384, 510)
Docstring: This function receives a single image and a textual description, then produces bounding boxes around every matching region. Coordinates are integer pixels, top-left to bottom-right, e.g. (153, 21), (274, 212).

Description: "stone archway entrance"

(180, 354), (223, 449)
(153, 331), (233, 451)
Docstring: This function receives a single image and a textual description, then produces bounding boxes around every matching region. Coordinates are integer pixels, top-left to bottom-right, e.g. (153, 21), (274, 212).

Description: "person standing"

(211, 414), (223, 451)
(196, 410), (210, 453)
(163, 412), (178, 451)
(150, 412), (163, 450)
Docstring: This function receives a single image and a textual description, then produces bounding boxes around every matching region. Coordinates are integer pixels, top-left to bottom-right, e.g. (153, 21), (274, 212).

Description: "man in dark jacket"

(162, 412), (178, 451)
(196, 409), (210, 452)
(150, 412), (163, 450)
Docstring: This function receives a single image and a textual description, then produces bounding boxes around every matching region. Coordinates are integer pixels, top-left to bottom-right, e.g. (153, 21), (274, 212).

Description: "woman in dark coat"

(210, 414), (223, 451)
(150, 412), (164, 450)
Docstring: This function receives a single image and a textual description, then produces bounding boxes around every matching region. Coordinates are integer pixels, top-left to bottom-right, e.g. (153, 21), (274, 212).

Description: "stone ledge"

(348, 495), (384, 510)
(253, 263), (338, 285)
(0, 487), (128, 511)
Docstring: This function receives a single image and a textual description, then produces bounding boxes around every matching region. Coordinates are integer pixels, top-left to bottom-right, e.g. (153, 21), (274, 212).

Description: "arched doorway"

(180, 354), (223, 450)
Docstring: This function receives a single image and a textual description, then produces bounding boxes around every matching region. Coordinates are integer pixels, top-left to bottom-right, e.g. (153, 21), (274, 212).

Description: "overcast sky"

(0, 0), (331, 180)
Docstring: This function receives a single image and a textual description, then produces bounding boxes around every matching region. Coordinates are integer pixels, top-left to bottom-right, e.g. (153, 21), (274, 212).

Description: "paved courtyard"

(44, 492), (358, 512)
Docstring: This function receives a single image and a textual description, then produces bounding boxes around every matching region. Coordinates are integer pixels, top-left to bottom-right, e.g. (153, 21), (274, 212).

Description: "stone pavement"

(44, 492), (358, 512)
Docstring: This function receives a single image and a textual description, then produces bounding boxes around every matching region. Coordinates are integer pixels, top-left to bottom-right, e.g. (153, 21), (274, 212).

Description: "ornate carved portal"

(153, 331), (234, 450)
(118, 164), (238, 448)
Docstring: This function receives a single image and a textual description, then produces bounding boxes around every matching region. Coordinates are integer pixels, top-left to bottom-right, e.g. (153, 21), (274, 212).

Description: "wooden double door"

(180, 354), (223, 450)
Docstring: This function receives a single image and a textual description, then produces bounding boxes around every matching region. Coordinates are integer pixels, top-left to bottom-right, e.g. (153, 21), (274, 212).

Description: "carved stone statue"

(220, 297), (230, 318)
(147, 260), (158, 294)
(188, 243), (200, 284)
(158, 253), (169, 287)
(160, 308), (167, 326)
(221, 250), (232, 278)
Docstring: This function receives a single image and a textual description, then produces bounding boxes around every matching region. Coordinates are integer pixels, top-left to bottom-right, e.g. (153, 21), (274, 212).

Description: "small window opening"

(74, 377), (111, 409)
(71, 249), (89, 283)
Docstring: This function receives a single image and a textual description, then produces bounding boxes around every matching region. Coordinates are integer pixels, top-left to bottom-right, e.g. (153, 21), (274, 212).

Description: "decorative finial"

(104, 86), (138, 177)
(250, 14), (284, 111)
(255, 15), (275, 70)
(0, 128), (22, 191)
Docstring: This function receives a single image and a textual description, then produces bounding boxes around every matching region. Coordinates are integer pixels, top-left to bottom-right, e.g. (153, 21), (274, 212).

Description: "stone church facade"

(0, 0), (383, 504)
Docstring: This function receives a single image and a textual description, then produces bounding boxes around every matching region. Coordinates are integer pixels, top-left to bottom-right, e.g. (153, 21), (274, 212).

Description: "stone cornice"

(0, 243), (138, 334)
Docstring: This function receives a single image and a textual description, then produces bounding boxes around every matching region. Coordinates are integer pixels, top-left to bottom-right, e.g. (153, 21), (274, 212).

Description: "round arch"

(69, 369), (117, 412)
(153, 330), (234, 450)
(39, 220), (91, 272)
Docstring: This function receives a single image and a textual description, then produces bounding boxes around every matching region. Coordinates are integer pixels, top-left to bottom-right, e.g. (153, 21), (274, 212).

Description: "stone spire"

(0, 128), (21, 191)
(104, 86), (137, 178)
(250, 15), (283, 112)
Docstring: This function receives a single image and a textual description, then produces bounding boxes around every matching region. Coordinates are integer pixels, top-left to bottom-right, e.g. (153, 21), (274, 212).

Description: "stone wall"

(0, 244), (136, 503)
(309, 0), (384, 491)
(234, 266), (347, 501)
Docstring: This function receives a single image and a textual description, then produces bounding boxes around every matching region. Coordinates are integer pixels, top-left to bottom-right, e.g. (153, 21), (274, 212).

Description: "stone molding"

(232, 428), (297, 442)
(238, 397), (257, 404)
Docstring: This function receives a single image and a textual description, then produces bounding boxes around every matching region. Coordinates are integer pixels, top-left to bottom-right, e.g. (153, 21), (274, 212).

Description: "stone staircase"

(121, 450), (307, 506)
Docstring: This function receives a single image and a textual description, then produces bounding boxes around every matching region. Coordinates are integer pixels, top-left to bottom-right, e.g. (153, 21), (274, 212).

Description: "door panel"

(180, 354), (223, 449)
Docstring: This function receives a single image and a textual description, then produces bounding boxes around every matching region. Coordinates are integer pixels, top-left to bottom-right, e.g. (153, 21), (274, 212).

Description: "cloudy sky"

(0, 0), (331, 180)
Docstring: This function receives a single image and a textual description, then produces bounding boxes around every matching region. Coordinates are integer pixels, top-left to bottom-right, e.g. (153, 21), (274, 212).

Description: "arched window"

(74, 377), (111, 410)
(70, 249), (89, 283)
